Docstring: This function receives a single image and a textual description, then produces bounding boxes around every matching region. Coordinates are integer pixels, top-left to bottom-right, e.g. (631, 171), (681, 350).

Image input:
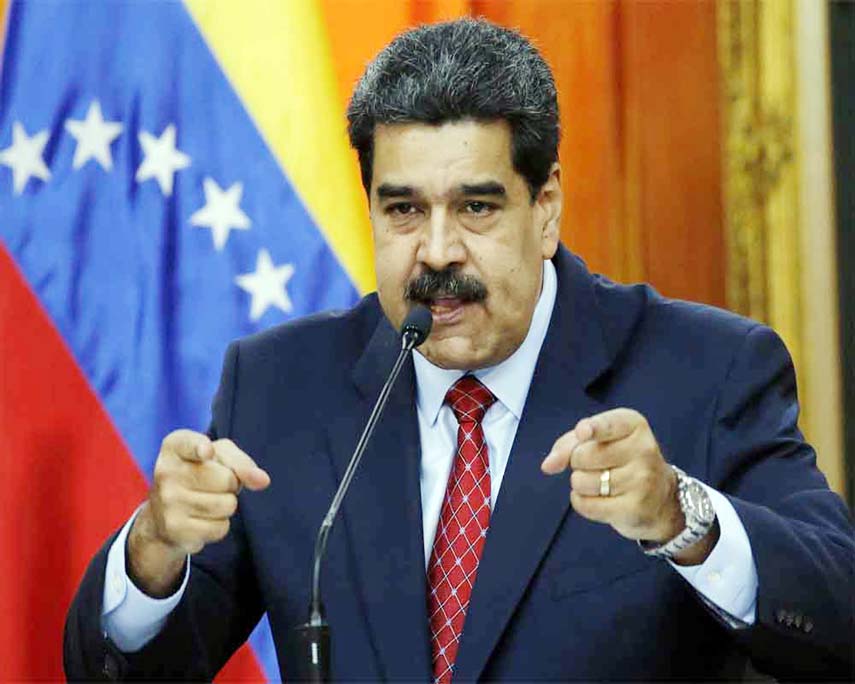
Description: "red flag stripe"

(0, 246), (264, 681)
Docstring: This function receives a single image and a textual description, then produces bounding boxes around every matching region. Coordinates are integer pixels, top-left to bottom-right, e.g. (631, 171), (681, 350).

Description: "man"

(65, 19), (853, 681)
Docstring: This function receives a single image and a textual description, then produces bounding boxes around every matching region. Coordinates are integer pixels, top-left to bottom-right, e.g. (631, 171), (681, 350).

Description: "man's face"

(369, 120), (561, 370)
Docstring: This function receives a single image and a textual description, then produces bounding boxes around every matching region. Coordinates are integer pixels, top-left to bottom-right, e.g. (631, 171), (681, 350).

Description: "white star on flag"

(135, 124), (190, 196)
(235, 249), (295, 321)
(64, 100), (123, 171)
(0, 121), (51, 195)
(189, 177), (251, 251)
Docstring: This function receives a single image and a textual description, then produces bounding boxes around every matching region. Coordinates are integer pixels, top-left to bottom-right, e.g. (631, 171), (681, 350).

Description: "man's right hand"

(127, 430), (271, 597)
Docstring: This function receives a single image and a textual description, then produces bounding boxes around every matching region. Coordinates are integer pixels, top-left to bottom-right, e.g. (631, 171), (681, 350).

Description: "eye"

(463, 201), (495, 215)
(385, 202), (419, 216)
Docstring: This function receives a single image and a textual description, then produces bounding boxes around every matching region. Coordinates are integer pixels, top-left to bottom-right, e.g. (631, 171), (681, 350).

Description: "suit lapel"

(325, 315), (432, 681)
(322, 249), (645, 681)
(452, 250), (628, 681)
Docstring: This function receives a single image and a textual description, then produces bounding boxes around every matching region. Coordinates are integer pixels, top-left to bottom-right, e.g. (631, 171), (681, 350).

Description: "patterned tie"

(427, 375), (497, 684)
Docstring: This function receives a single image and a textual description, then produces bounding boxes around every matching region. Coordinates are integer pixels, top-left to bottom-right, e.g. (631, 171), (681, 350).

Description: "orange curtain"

(321, 0), (725, 308)
(0, 0), (725, 305)
(0, 0), (8, 49)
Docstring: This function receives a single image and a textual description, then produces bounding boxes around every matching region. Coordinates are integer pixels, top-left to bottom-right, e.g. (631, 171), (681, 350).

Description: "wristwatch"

(639, 465), (716, 559)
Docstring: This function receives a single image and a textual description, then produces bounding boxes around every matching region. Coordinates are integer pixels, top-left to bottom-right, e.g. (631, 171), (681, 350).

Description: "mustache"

(404, 268), (488, 305)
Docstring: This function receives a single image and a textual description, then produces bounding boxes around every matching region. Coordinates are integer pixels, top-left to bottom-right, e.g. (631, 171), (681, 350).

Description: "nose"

(416, 207), (466, 272)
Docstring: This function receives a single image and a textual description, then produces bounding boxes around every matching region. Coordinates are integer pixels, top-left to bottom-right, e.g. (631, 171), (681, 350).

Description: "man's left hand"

(540, 408), (716, 564)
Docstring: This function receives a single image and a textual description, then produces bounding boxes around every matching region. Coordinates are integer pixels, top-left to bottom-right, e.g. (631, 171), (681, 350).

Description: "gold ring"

(599, 469), (611, 497)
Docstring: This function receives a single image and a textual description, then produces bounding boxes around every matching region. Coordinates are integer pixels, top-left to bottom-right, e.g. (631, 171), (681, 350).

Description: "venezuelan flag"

(0, 0), (373, 680)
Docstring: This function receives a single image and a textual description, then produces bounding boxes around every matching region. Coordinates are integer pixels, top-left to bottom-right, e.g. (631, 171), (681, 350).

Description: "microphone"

(400, 304), (433, 349)
(290, 305), (432, 682)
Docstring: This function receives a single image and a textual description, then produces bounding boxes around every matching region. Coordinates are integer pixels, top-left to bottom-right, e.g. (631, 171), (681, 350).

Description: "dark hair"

(346, 18), (560, 201)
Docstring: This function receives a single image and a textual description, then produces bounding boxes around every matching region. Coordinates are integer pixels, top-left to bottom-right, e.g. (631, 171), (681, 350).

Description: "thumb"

(164, 429), (213, 463)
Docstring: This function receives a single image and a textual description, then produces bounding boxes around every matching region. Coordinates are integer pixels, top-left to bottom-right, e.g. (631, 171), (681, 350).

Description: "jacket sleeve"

(64, 341), (265, 680)
(707, 324), (854, 680)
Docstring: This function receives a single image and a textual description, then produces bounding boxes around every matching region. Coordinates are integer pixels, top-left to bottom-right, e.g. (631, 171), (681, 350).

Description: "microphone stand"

(290, 309), (431, 682)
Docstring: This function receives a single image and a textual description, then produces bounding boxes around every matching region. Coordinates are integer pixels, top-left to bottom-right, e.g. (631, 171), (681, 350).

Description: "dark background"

(830, 0), (853, 509)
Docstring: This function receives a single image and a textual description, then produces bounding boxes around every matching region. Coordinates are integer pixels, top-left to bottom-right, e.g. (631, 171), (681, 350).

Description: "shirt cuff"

(101, 504), (190, 652)
(668, 483), (757, 626)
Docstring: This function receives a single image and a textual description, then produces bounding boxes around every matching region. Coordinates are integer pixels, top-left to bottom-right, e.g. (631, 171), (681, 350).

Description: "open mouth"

(404, 269), (487, 325)
(428, 297), (470, 325)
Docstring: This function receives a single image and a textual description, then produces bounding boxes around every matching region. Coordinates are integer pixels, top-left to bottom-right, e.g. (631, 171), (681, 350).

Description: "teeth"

(431, 300), (460, 314)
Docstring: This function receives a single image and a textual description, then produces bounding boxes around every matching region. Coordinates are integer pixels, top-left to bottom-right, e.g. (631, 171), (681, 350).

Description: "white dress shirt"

(103, 259), (757, 651)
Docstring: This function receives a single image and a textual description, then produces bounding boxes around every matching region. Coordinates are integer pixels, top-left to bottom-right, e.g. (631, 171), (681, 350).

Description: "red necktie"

(427, 375), (497, 684)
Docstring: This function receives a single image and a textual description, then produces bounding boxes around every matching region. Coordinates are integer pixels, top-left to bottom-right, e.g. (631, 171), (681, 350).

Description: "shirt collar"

(412, 259), (558, 424)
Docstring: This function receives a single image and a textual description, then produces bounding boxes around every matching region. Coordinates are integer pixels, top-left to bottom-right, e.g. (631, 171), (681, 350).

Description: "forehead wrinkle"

(372, 121), (519, 202)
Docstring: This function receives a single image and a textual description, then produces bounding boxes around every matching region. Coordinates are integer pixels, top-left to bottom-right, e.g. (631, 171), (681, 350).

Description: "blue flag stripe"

(0, 2), (361, 680)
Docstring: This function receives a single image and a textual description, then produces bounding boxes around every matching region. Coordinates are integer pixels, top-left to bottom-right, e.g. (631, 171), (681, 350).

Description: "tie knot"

(445, 375), (496, 425)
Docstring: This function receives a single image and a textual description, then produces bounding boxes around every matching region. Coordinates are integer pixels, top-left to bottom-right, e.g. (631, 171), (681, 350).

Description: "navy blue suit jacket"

(65, 246), (854, 681)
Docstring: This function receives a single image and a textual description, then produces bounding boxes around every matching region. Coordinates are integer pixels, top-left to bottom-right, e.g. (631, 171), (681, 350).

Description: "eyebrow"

(376, 181), (507, 200)
(376, 184), (414, 200)
(460, 181), (506, 197)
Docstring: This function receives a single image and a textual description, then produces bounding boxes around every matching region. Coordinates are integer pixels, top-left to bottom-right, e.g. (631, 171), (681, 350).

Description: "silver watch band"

(638, 465), (715, 559)
(639, 522), (707, 558)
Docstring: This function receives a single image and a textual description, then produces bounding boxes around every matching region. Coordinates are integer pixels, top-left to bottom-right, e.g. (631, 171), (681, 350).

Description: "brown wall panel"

(622, 0), (725, 306)
(478, 1), (627, 281)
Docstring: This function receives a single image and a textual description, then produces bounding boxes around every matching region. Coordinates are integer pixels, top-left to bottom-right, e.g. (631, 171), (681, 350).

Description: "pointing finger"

(569, 439), (628, 471)
(541, 429), (580, 474)
(181, 458), (240, 494)
(542, 408), (646, 475)
(211, 439), (271, 491)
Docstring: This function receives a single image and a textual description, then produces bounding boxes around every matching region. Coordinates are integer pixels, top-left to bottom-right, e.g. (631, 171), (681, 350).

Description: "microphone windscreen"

(401, 305), (433, 347)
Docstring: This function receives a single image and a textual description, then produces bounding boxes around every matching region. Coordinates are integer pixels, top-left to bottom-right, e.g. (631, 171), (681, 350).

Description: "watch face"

(685, 481), (716, 524)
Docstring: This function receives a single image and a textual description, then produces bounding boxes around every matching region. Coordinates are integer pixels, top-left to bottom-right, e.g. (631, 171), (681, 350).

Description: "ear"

(536, 162), (562, 259)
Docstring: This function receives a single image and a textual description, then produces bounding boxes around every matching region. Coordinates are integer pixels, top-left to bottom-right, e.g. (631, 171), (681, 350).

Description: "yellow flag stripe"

(184, 0), (375, 294)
